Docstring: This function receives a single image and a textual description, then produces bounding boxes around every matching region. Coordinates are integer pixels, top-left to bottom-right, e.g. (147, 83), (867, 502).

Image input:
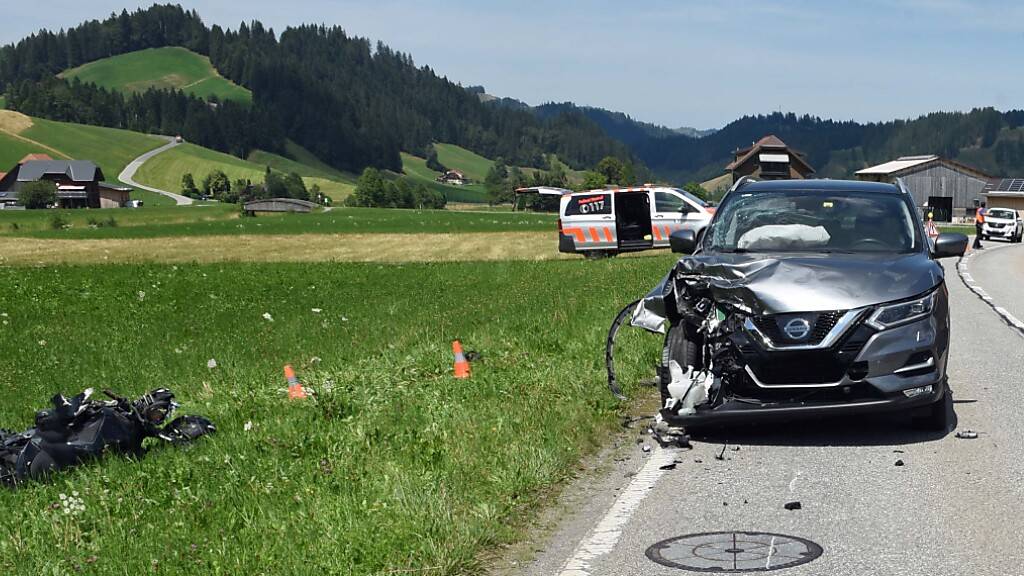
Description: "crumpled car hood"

(675, 252), (944, 314)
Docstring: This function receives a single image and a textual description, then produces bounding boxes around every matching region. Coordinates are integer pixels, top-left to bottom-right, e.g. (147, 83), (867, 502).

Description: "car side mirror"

(932, 233), (968, 258)
(669, 229), (698, 254)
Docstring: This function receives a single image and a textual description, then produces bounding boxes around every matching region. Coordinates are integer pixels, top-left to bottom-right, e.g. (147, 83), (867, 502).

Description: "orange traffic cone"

(284, 364), (307, 400)
(452, 341), (471, 379)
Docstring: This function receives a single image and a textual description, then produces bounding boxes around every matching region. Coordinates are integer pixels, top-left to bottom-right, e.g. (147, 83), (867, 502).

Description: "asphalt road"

(968, 239), (1024, 325)
(117, 137), (192, 205)
(518, 244), (1024, 576)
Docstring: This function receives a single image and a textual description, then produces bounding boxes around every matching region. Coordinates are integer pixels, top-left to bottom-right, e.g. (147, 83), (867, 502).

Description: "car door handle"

(600, 216), (613, 220)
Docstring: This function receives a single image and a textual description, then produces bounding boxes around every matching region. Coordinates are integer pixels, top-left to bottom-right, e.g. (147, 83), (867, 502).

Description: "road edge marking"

(557, 446), (676, 576)
(957, 243), (1024, 340)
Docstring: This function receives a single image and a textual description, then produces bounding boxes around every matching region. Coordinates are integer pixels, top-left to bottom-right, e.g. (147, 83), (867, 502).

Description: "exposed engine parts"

(0, 388), (214, 487)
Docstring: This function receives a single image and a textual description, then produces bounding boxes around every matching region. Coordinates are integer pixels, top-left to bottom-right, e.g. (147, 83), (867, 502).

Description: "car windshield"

(987, 209), (1015, 219)
(671, 188), (708, 207)
(707, 190), (920, 253)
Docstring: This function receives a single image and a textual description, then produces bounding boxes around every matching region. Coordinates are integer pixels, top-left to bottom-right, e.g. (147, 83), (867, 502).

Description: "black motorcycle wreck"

(0, 388), (214, 487)
(617, 179), (967, 432)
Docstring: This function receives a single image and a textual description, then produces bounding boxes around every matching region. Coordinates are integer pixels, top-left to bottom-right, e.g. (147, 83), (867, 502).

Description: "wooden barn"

(855, 155), (991, 221)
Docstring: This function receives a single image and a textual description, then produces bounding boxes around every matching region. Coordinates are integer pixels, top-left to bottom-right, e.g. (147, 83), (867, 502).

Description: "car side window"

(655, 192), (692, 213)
(564, 193), (611, 216)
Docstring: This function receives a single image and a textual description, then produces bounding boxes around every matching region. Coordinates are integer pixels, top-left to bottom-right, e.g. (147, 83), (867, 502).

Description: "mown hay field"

(0, 257), (670, 575)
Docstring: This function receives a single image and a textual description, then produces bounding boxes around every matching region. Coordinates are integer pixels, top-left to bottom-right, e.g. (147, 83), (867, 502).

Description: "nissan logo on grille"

(783, 318), (812, 340)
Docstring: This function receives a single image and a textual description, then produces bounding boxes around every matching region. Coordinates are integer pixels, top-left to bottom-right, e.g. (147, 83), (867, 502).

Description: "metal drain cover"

(646, 531), (822, 572)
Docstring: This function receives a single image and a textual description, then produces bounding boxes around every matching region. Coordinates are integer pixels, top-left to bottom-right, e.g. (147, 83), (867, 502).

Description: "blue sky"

(4, 1), (1022, 129)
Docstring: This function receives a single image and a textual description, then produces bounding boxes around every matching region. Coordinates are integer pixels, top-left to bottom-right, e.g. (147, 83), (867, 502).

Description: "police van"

(520, 186), (714, 257)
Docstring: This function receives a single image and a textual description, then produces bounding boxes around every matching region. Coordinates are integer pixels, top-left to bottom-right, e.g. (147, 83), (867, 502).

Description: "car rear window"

(564, 193), (611, 216)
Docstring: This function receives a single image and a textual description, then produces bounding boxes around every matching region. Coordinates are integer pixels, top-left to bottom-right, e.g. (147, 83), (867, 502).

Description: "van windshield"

(671, 188), (707, 207)
(707, 190), (920, 253)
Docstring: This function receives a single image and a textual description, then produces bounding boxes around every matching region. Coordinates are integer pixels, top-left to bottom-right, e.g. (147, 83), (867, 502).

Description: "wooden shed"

(855, 155), (991, 221)
(243, 198), (319, 215)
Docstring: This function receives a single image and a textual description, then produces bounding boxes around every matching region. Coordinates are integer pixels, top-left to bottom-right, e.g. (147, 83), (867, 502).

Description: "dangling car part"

(0, 388), (214, 487)
(632, 178), (968, 431)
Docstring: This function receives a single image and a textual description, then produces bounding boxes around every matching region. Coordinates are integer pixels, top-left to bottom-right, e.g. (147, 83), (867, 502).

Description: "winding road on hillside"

(118, 136), (192, 205)
(513, 242), (1024, 576)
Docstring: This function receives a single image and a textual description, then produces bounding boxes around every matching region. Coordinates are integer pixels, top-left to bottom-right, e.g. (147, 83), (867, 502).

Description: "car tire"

(659, 323), (702, 407)
(912, 381), (952, 431)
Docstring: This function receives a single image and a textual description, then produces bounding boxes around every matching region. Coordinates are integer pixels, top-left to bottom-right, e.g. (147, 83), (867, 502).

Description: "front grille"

(751, 310), (845, 347)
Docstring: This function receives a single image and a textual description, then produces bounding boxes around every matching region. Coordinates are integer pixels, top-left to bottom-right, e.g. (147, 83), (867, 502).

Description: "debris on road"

(642, 444), (652, 453)
(0, 388), (214, 487)
(895, 459), (905, 467)
(650, 414), (692, 448)
(659, 462), (677, 471)
(715, 445), (728, 460)
(784, 501), (802, 510)
(955, 429), (979, 439)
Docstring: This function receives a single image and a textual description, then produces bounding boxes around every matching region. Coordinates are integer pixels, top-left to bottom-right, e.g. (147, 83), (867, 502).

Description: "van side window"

(565, 194), (611, 216)
(655, 192), (691, 213)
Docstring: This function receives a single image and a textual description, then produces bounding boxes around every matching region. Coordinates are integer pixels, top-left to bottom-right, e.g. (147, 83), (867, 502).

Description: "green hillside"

(434, 143), (495, 182)
(135, 143), (356, 201)
(400, 152), (488, 203)
(61, 47), (251, 104)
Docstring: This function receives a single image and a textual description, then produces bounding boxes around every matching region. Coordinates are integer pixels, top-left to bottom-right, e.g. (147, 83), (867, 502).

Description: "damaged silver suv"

(636, 178), (968, 430)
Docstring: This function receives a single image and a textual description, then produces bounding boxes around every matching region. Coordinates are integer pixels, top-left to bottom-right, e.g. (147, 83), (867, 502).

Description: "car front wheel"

(659, 324), (702, 407)
(912, 380), (952, 431)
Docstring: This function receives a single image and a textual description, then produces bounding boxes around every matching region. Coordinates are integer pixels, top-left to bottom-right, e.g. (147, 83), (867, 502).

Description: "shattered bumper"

(662, 311), (949, 426)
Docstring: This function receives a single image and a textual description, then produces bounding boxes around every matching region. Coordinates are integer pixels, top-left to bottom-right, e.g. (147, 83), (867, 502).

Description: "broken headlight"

(866, 290), (936, 330)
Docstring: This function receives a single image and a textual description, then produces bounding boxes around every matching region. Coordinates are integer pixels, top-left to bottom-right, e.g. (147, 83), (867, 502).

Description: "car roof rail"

(720, 175), (755, 202)
(894, 177), (911, 196)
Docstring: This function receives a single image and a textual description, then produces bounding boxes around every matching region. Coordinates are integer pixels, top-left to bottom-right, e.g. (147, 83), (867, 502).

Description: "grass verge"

(0, 258), (667, 574)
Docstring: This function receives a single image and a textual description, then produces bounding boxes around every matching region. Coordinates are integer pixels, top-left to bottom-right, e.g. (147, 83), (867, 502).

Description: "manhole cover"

(646, 531), (822, 572)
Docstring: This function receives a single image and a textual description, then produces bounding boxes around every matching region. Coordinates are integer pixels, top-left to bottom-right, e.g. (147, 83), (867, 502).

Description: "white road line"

(557, 447), (676, 576)
(957, 244), (1024, 339)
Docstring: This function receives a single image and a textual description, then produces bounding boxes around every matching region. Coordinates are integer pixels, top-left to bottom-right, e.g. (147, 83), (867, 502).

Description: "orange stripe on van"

(563, 227), (586, 242)
(602, 227), (613, 242)
(589, 227), (601, 243)
(652, 226), (662, 241)
(663, 226), (672, 238)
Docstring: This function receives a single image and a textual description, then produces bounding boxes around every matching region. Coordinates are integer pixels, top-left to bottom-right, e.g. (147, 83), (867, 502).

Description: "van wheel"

(659, 324), (702, 407)
(584, 251), (615, 260)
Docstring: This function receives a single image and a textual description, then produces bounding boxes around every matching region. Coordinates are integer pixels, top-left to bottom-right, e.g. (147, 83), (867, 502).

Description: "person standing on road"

(974, 202), (987, 250)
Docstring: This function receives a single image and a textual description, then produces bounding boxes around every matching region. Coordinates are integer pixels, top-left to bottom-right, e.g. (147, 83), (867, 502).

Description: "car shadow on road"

(689, 405), (958, 448)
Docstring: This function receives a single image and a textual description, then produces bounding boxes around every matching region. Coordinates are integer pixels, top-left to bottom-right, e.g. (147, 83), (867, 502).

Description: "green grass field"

(61, 47), (252, 104)
(0, 203), (556, 239)
(0, 257), (666, 575)
(135, 143), (356, 202)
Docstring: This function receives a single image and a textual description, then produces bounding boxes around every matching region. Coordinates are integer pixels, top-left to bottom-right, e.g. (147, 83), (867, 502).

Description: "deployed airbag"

(737, 224), (830, 251)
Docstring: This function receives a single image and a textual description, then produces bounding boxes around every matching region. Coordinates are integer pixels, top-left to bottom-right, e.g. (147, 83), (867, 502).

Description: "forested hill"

(0, 4), (635, 175)
(627, 109), (1024, 182)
